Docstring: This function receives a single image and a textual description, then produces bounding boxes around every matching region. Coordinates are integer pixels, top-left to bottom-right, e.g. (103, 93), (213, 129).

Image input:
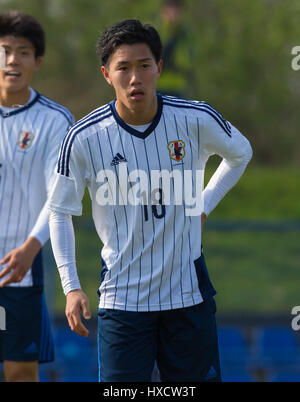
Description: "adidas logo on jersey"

(111, 153), (127, 166)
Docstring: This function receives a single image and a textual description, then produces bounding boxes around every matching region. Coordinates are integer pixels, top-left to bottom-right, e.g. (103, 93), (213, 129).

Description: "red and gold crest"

(167, 140), (185, 162)
(17, 131), (34, 150)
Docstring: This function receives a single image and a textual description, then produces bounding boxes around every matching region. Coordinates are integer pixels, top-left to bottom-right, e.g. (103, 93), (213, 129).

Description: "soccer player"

(0, 11), (74, 382)
(48, 19), (252, 382)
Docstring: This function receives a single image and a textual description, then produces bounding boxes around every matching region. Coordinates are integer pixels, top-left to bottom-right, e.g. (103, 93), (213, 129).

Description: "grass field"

(50, 165), (300, 315)
(205, 229), (300, 314)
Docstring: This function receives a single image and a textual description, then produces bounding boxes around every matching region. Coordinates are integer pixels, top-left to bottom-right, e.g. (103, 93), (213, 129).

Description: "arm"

(201, 117), (253, 216)
(203, 159), (250, 216)
(49, 210), (91, 337)
(0, 116), (73, 286)
(48, 126), (91, 336)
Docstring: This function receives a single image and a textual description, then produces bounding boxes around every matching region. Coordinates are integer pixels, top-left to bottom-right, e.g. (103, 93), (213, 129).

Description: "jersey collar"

(109, 93), (163, 139)
(0, 91), (40, 118)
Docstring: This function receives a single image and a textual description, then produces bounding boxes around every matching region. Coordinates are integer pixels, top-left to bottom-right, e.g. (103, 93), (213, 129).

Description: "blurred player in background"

(0, 11), (74, 381)
(158, 0), (194, 98)
(48, 19), (252, 382)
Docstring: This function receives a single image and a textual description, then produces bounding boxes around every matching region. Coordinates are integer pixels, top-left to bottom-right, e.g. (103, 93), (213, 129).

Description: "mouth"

(129, 89), (145, 100)
(4, 71), (21, 78)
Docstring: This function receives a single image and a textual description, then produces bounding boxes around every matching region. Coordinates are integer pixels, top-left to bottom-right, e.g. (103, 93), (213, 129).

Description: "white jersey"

(0, 89), (74, 287)
(49, 94), (252, 311)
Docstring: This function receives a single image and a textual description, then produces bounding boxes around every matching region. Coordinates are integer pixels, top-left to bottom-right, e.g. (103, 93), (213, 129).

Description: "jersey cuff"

(48, 203), (82, 217)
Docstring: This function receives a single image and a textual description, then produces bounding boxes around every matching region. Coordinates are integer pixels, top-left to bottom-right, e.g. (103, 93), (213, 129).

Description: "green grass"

(204, 229), (300, 314)
(203, 162), (300, 220)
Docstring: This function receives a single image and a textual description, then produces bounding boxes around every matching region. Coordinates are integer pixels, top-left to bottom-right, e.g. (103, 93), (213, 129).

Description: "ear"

(34, 57), (42, 72)
(157, 59), (163, 77)
(101, 65), (113, 86)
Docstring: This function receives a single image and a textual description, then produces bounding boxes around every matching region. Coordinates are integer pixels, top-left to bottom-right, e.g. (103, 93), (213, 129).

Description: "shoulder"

(162, 94), (222, 117)
(35, 92), (75, 126)
(65, 103), (113, 142)
(161, 94), (231, 136)
(57, 104), (113, 177)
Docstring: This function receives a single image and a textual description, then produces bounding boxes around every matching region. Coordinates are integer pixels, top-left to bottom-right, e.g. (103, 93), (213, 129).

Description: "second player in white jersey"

(49, 93), (252, 312)
(0, 88), (74, 287)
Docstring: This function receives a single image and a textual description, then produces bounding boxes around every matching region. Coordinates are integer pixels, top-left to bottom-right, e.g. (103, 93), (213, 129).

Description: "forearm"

(49, 210), (81, 295)
(22, 236), (42, 255)
(28, 202), (50, 246)
(203, 159), (249, 216)
(201, 117), (252, 217)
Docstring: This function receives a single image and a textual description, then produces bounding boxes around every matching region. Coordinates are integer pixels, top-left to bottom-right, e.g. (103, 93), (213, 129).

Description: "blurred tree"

(184, 0), (300, 165)
(157, 0), (196, 98)
(1, 0), (300, 165)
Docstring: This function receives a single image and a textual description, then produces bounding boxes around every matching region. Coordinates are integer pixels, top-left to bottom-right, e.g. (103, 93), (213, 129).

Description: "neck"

(0, 87), (31, 108)
(116, 94), (158, 125)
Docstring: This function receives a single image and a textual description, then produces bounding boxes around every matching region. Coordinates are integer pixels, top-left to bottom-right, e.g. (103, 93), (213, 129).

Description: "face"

(101, 43), (162, 123)
(0, 35), (42, 95)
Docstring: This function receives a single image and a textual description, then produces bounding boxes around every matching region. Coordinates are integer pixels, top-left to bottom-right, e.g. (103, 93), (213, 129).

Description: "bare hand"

(0, 237), (41, 287)
(201, 213), (207, 233)
(66, 289), (91, 337)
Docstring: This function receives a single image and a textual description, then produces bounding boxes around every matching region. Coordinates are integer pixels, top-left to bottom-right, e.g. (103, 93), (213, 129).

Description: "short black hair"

(163, 0), (184, 8)
(0, 11), (45, 57)
(97, 19), (162, 66)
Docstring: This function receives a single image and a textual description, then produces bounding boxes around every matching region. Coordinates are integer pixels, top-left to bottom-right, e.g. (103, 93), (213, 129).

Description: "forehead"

(108, 43), (155, 65)
(0, 35), (34, 50)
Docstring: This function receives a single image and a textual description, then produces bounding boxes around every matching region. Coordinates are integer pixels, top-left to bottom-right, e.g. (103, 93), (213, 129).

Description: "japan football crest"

(17, 131), (34, 150)
(168, 140), (185, 162)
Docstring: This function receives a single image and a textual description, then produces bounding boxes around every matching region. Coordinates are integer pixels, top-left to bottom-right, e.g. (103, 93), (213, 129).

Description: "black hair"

(163, 0), (184, 8)
(97, 19), (162, 66)
(0, 11), (45, 57)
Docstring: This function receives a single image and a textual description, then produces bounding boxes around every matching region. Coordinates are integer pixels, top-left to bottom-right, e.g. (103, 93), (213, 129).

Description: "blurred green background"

(2, 0), (299, 317)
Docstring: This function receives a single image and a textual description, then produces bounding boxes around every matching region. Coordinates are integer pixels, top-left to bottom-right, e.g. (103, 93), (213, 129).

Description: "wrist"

(66, 288), (82, 297)
(22, 236), (42, 256)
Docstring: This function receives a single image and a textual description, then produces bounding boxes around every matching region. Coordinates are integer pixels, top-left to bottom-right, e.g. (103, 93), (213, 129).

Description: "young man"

(0, 11), (74, 382)
(48, 19), (252, 382)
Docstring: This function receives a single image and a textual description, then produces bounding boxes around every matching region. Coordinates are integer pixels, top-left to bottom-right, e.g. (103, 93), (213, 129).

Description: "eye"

(119, 66), (127, 71)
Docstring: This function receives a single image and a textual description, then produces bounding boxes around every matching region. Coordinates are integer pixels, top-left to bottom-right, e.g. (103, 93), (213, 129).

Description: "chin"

(6, 84), (27, 93)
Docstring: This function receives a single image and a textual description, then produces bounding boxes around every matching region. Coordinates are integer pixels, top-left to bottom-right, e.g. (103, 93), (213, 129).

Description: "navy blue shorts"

(98, 297), (221, 382)
(0, 286), (54, 363)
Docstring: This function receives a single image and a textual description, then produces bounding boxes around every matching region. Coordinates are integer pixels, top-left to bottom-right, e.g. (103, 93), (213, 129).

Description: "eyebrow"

(116, 57), (153, 66)
(1, 45), (33, 50)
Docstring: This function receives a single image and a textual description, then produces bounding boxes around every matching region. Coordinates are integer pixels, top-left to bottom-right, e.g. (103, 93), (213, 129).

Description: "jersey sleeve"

(199, 108), (252, 167)
(29, 113), (74, 245)
(44, 115), (74, 194)
(199, 105), (252, 216)
(49, 211), (81, 295)
(48, 130), (89, 216)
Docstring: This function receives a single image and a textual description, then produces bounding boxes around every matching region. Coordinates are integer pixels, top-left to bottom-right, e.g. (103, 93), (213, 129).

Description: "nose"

(6, 52), (19, 65)
(129, 67), (141, 85)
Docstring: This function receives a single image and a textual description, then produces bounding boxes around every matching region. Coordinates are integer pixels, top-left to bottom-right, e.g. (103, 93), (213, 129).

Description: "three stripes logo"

(111, 153), (127, 166)
(162, 96), (232, 137)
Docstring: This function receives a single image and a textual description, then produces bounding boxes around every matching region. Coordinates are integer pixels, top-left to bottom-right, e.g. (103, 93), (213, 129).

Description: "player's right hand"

(0, 236), (41, 287)
(201, 212), (207, 233)
(65, 289), (91, 337)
